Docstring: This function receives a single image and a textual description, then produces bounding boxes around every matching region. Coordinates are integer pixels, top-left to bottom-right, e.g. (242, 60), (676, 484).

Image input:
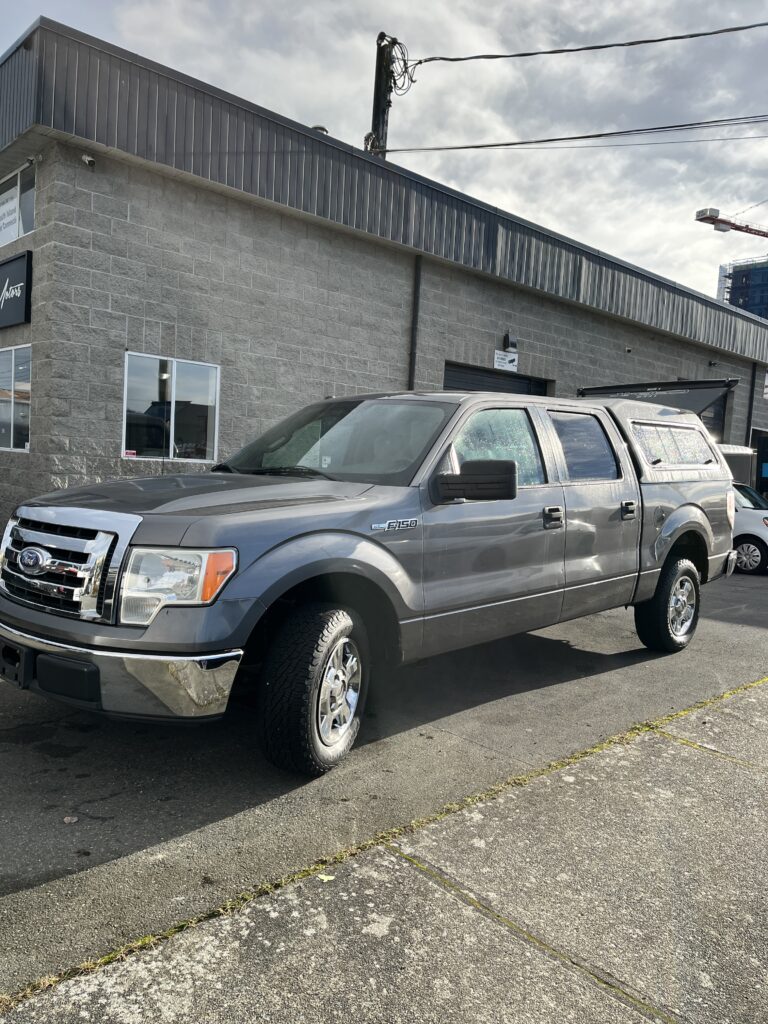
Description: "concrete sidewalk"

(4, 678), (767, 1023)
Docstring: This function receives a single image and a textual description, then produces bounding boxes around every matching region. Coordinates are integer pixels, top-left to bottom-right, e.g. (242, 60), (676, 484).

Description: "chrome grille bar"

(0, 506), (142, 623)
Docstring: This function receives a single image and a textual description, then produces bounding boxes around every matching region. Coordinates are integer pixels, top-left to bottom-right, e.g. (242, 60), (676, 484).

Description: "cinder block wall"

(0, 140), (766, 525)
(0, 142), (414, 522)
(415, 262), (767, 445)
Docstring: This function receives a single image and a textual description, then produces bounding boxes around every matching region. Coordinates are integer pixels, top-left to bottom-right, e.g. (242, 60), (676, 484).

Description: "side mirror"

(433, 459), (518, 503)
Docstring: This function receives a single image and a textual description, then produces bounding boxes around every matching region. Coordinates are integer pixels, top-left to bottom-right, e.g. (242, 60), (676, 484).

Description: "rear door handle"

(621, 500), (637, 520)
(543, 505), (564, 528)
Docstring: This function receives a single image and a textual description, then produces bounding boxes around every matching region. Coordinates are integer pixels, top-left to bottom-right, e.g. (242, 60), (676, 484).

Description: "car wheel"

(257, 604), (369, 776)
(734, 536), (768, 574)
(634, 557), (701, 653)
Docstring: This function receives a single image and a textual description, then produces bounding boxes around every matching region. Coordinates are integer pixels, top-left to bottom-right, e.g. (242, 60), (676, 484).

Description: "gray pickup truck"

(0, 392), (736, 775)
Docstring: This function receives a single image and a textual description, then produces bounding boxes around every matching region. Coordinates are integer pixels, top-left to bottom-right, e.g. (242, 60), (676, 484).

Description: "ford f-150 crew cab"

(0, 392), (737, 775)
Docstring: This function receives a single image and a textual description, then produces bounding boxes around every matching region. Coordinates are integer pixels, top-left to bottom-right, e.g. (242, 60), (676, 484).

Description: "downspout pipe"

(744, 361), (758, 446)
(407, 255), (422, 390)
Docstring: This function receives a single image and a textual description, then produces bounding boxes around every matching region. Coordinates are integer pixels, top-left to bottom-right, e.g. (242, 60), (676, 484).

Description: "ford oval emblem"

(18, 546), (50, 576)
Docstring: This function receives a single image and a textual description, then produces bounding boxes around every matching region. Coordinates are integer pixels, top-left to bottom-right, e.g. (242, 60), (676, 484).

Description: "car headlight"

(120, 548), (237, 625)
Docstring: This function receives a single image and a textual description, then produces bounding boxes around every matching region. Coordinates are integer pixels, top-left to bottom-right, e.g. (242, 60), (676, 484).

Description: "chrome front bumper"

(0, 621), (243, 719)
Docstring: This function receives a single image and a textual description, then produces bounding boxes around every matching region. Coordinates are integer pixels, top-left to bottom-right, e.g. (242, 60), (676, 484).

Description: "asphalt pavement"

(0, 572), (766, 1008)
(6, 661), (767, 1022)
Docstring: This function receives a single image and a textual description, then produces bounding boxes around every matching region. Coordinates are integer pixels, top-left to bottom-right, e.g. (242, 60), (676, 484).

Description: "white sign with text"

(0, 185), (18, 247)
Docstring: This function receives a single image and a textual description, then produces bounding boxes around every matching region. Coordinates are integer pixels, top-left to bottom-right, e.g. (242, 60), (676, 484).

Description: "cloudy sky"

(5, 1), (768, 296)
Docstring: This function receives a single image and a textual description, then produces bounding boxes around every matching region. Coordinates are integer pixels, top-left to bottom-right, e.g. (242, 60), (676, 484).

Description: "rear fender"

(652, 505), (714, 567)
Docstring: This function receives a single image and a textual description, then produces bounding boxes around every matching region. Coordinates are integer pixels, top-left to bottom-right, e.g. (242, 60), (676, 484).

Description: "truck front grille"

(0, 515), (117, 620)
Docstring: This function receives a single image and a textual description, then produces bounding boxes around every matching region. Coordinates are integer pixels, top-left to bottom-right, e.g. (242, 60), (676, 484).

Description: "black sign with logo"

(0, 251), (32, 330)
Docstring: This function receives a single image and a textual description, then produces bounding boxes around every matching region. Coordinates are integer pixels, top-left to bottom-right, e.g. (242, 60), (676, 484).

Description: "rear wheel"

(257, 604), (369, 776)
(734, 536), (768, 574)
(634, 557), (701, 653)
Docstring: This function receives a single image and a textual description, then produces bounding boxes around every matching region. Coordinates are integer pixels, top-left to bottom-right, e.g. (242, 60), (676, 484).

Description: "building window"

(0, 165), (35, 247)
(123, 353), (219, 461)
(0, 345), (31, 451)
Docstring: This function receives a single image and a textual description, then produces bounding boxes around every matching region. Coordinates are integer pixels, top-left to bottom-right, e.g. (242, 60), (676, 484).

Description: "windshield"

(222, 399), (457, 485)
(735, 483), (768, 510)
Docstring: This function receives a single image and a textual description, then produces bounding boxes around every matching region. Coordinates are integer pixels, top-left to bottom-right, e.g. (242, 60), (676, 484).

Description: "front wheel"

(634, 558), (701, 653)
(257, 604), (369, 776)
(734, 536), (768, 574)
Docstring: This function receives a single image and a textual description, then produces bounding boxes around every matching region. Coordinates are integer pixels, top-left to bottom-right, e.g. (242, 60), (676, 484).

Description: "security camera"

(625, 347), (632, 354)
(81, 154), (95, 167)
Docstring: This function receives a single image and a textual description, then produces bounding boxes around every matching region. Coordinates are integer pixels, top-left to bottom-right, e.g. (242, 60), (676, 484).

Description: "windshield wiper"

(246, 466), (336, 480)
(211, 463), (238, 473)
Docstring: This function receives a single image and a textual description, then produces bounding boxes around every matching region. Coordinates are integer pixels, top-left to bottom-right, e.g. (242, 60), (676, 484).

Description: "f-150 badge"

(371, 519), (419, 532)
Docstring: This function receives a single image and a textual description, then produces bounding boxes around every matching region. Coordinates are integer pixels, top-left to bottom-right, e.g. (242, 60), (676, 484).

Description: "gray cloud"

(30, 0), (768, 295)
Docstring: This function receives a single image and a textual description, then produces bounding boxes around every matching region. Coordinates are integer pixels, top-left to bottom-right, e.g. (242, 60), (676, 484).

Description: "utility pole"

(365, 32), (397, 158)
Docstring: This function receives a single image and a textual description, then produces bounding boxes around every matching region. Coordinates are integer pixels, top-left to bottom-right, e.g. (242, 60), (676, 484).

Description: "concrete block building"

(1, 17), (767, 523)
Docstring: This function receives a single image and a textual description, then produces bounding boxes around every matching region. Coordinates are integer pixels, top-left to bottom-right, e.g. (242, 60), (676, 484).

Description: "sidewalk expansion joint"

(388, 844), (680, 1024)
(2, 672), (766, 1016)
(653, 728), (767, 772)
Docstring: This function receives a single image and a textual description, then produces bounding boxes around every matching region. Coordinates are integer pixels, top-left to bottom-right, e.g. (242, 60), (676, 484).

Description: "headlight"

(120, 548), (237, 625)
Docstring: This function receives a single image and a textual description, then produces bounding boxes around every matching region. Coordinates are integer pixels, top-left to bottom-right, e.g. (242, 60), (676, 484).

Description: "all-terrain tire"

(257, 604), (370, 776)
(634, 557), (701, 654)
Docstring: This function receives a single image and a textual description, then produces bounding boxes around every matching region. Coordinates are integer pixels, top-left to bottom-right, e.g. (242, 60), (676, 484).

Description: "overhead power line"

(381, 113), (768, 155)
(409, 20), (768, 69)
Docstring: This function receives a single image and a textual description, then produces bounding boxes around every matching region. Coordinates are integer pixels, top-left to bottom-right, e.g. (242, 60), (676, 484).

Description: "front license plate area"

(0, 641), (33, 688)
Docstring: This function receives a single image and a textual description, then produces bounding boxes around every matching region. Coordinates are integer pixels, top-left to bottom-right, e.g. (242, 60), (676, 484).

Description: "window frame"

(437, 404), (549, 488)
(630, 420), (717, 470)
(0, 163), (35, 247)
(0, 343), (32, 454)
(547, 409), (623, 484)
(121, 351), (221, 463)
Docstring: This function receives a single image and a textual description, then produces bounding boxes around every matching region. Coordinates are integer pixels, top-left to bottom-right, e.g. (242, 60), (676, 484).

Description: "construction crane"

(695, 207), (768, 238)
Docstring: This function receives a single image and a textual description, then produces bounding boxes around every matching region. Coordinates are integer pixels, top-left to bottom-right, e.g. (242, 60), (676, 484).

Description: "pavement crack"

(2, 672), (767, 1016)
(652, 728), (767, 772)
(387, 844), (680, 1024)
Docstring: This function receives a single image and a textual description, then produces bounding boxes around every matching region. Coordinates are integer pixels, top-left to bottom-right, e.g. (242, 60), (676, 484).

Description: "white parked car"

(733, 483), (768, 574)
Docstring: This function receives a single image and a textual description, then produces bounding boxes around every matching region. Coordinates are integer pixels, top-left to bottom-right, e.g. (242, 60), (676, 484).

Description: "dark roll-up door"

(443, 362), (548, 395)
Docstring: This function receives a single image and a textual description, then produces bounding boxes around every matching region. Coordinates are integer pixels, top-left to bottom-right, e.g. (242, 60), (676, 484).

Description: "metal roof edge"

(2, 17), (768, 342)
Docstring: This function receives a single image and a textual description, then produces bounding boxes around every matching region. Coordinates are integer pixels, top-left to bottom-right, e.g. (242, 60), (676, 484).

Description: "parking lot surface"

(0, 572), (766, 999)
(8, 662), (768, 1022)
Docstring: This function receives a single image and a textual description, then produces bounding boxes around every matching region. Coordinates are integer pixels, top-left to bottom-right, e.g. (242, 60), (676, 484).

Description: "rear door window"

(550, 412), (620, 481)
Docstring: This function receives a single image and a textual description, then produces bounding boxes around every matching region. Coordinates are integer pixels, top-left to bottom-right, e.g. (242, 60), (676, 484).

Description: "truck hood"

(24, 474), (374, 517)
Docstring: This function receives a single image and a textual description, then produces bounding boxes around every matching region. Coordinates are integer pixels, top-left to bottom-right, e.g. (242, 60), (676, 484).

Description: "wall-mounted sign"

(0, 251), (32, 330)
(0, 184), (18, 247)
(494, 347), (518, 372)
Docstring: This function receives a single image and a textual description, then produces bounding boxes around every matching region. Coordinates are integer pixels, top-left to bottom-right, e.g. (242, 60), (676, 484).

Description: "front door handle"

(543, 505), (564, 529)
(621, 500), (637, 520)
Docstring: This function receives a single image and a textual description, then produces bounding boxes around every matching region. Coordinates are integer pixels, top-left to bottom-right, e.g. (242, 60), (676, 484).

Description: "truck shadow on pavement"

(6, 567), (759, 900)
(0, 622), (657, 899)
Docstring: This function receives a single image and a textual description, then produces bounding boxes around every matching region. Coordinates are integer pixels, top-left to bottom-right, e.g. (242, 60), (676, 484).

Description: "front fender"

(222, 530), (422, 639)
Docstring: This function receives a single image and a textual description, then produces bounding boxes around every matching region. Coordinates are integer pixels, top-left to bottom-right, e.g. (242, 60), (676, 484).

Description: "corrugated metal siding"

(0, 37), (36, 157)
(3, 19), (768, 363)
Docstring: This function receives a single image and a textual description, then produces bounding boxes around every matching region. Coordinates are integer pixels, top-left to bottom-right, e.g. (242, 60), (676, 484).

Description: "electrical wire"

(486, 133), (768, 152)
(408, 20), (768, 69)
(731, 196), (768, 217)
(381, 113), (768, 154)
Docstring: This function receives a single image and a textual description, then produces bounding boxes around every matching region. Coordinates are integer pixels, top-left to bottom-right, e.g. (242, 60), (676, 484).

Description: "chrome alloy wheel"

(736, 542), (762, 572)
(317, 637), (362, 746)
(668, 575), (696, 637)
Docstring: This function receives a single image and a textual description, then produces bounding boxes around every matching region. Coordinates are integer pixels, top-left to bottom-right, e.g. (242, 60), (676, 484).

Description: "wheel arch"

(665, 529), (710, 584)
(248, 570), (403, 665)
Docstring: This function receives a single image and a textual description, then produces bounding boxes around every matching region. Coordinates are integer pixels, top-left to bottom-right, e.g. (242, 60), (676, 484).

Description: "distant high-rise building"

(719, 255), (768, 319)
